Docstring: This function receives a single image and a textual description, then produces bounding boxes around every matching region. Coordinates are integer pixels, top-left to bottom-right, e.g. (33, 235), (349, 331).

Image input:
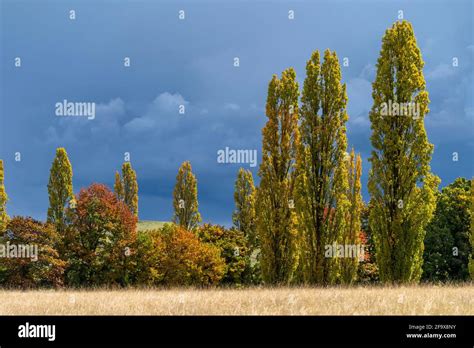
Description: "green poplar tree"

(122, 162), (138, 217)
(368, 21), (439, 283)
(173, 161), (201, 230)
(256, 68), (300, 284)
(233, 168), (259, 283)
(295, 50), (351, 284)
(0, 160), (9, 232)
(233, 168), (257, 247)
(47, 148), (73, 233)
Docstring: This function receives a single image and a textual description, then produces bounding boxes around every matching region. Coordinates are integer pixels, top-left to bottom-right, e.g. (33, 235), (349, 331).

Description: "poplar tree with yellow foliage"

(368, 21), (439, 283)
(114, 171), (125, 201)
(233, 168), (257, 248)
(47, 148), (73, 233)
(256, 68), (300, 284)
(173, 161), (201, 231)
(295, 50), (353, 284)
(122, 162), (138, 217)
(0, 160), (9, 232)
(340, 149), (363, 284)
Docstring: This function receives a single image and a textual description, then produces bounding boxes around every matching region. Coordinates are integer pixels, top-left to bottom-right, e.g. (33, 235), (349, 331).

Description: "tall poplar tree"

(0, 160), (9, 232)
(47, 148), (73, 233)
(233, 168), (259, 283)
(340, 149), (363, 284)
(173, 161), (201, 230)
(122, 162), (138, 217)
(368, 21), (439, 283)
(295, 50), (351, 284)
(233, 168), (257, 247)
(114, 171), (125, 201)
(256, 68), (300, 284)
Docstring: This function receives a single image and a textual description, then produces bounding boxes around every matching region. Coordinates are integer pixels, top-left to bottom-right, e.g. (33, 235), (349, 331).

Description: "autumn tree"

(368, 21), (439, 283)
(64, 184), (137, 286)
(47, 148), (73, 233)
(295, 50), (351, 284)
(114, 171), (125, 201)
(0, 160), (9, 232)
(136, 224), (225, 286)
(0, 217), (66, 288)
(122, 162), (138, 217)
(256, 68), (300, 284)
(173, 161), (201, 230)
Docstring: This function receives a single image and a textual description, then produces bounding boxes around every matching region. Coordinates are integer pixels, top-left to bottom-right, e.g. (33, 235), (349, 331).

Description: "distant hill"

(137, 220), (170, 232)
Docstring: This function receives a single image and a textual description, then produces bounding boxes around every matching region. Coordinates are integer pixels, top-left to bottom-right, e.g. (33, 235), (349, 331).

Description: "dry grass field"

(0, 284), (472, 315)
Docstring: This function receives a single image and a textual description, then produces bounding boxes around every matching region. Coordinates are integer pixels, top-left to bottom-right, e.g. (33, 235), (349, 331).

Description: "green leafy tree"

(233, 168), (259, 282)
(47, 148), (73, 233)
(131, 230), (166, 285)
(173, 161), (201, 230)
(114, 171), (125, 201)
(256, 68), (300, 284)
(295, 50), (351, 284)
(122, 162), (138, 217)
(368, 21), (439, 283)
(0, 160), (9, 232)
(423, 178), (472, 281)
(198, 223), (250, 285)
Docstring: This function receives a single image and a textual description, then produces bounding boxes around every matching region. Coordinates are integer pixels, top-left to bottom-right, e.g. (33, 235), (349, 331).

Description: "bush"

(0, 217), (66, 288)
(134, 224), (225, 286)
(64, 183), (137, 286)
(198, 223), (250, 285)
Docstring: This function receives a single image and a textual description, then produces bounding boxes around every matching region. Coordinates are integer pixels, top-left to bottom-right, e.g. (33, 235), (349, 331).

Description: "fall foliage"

(0, 217), (66, 288)
(64, 183), (137, 286)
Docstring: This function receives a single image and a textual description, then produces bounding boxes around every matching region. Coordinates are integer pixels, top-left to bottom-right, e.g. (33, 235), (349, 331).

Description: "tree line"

(0, 20), (472, 287)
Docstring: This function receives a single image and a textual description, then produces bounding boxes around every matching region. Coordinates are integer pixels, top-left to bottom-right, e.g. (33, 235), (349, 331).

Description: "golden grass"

(0, 284), (472, 315)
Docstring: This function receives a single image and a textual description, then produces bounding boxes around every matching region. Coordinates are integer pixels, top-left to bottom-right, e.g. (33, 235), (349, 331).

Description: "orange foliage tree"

(134, 224), (225, 286)
(0, 217), (66, 288)
(64, 183), (137, 286)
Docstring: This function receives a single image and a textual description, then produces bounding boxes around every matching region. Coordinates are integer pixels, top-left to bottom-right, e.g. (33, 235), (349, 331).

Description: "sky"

(0, 0), (473, 226)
